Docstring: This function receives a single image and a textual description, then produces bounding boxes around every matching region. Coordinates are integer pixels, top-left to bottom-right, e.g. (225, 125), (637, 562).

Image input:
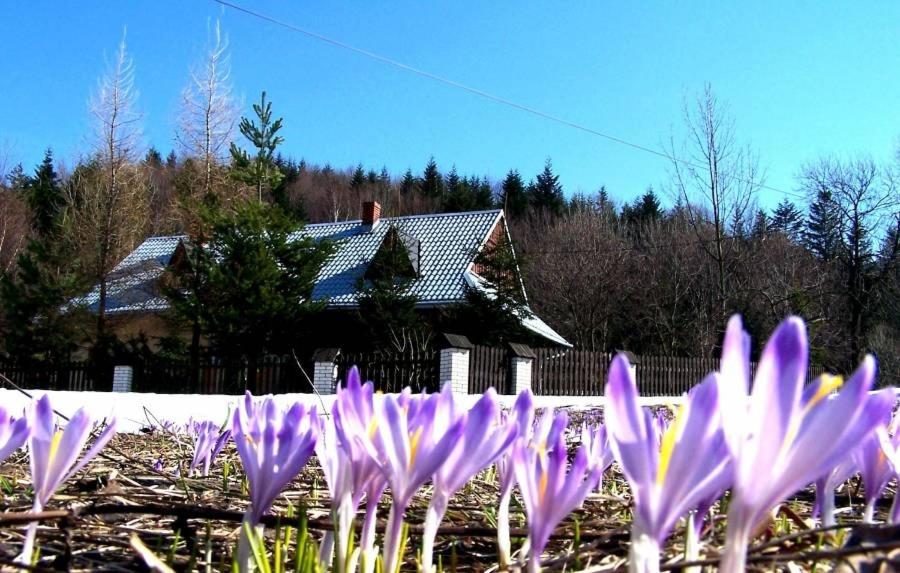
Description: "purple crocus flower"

(496, 390), (536, 569)
(717, 315), (896, 573)
(331, 367), (389, 573)
(232, 393), (319, 523)
(0, 407), (29, 463)
(513, 410), (602, 573)
(855, 423), (897, 522)
(420, 389), (520, 573)
(19, 395), (116, 563)
(581, 421), (614, 490)
(813, 455), (857, 527)
(189, 420), (230, 477)
(232, 393), (318, 573)
(374, 390), (465, 573)
(605, 354), (731, 573)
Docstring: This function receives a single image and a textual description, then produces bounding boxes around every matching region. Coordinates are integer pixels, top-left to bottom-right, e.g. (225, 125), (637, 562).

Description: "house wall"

(471, 217), (507, 276)
(108, 313), (179, 350)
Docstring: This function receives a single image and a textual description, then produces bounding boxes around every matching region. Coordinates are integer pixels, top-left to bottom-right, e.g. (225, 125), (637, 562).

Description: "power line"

(210, 0), (809, 202)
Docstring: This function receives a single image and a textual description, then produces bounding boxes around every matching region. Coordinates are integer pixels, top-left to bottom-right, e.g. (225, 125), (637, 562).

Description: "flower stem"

(863, 500), (875, 523)
(628, 528), (661, 573)
(236, 516), (263, 573)
(382, 501), (407, 573)
(334, 491), (354, 573)
(822, 490), (837, 527)
(720, 503), (752, 573)
(497, 486), (512, 568)
(16, 501), (43, 566)
(360, 490), (382, 573)
(421, 492), (449, 573)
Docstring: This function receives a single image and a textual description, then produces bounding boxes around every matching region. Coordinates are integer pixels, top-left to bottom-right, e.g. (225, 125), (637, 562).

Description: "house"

(78, 202), (570, 349)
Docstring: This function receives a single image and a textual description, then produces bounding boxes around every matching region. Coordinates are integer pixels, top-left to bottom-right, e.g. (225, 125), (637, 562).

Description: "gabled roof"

(77, 208), (571, 346)
(79, 210), (503, 314)
(301, 209), (499, 306)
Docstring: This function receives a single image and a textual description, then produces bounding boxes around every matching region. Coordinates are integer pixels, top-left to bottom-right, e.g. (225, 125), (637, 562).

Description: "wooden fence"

(0, 348), (832, 397)
(0, 361), (106, 392)
(336, 348), (439, 394)
(129, 355), (314, 395)
(469, 345), (510, 394)
(532, 350), (828, 396)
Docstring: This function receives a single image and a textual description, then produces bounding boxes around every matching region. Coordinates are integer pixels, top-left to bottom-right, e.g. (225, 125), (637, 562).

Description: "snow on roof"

(464, 271), (572, 347)
(76, 210), (504, 314)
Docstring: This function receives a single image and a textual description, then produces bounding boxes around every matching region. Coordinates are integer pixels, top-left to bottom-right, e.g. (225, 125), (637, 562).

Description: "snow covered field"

(0, 388), (685, 432)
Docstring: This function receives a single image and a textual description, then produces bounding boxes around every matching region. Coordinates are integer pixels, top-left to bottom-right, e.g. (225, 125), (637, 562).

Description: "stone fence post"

(311, 348), (340, 394)
(112, 365), (133, 393)
(439, 334), (473, 395)
(508, 343), (536, 394)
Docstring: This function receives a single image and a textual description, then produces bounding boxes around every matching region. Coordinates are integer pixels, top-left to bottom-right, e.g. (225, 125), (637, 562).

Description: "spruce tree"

(770, 199), (805, 242)
(164, 201), (333, 392)
(751, 209), (769, 238)
(0, 241), (80, 365)
(400, 169), (419, 195)
(24, 149), (64, 238)
(500, 169), (529, 218)
(229, 91), (285, 202)
(474, 177), (494, 210)
(350, 164), (366, 190)
(530, 158), (565, 216)
(805, 189), (843, 261)
(421, 156), (444, 200)
(596, 186), (617, 220)
(623, 187), (662, 225)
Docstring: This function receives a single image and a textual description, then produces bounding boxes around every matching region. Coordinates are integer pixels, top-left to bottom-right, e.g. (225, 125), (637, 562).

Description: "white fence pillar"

(311, 349), (340, 394)
(112, 365), (133, 393)
(508, 343), (536, 395)
(439, 334), (473, 394)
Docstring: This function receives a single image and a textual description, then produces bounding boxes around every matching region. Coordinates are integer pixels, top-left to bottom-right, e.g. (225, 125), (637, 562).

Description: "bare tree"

(800, 156), (899, 364)
(517, 210), (632, 352)
(176, 20), (237, 199)
(669, 84), (762, 322)
(69, 33), (147, 344)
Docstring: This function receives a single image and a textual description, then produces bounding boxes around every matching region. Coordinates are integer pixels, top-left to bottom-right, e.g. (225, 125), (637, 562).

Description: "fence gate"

(469, 345), (509, 394)
(336, 347), (439, 394)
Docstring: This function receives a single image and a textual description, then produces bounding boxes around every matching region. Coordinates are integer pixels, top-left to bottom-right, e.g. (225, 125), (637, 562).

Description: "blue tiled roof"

(78, 210), (503, 314)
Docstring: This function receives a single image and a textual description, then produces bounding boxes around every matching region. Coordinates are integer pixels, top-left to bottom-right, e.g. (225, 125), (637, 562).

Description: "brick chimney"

(362, 201), (381, 229)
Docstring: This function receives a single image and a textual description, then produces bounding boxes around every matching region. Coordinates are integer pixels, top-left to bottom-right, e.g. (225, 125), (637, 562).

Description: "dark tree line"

(0, 33), (897, 385)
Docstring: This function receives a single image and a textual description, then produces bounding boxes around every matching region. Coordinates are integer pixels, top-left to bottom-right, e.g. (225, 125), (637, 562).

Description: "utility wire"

(210, 0), (808, 202)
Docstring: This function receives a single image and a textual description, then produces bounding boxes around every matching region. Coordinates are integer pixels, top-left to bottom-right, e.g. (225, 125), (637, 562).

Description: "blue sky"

(2, 1), (898, 209)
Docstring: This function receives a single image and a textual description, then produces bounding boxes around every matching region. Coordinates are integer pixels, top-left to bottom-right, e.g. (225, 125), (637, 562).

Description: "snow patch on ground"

(0, 388), (685, 433)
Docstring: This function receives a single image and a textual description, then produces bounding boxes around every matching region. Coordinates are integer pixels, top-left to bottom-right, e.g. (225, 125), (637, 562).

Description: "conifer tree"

(229, 91), (285, 202)
(165, 201), (333, 392)
(24, 149), (64, 238)
(421, 156), (444, 199)
(770, 199), (805, 242)
(805, 189), (843, 261)
(530, 158), (565, 216)
(350, 164), (366, 190)
(751, 209), (769, 238)
(500, 169), (529, 218)
(474, 176), (494, 210)
(400, 169), (419, 196)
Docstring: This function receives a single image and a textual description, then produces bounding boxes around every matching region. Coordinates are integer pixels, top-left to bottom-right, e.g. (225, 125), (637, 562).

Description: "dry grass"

(0, 409), (896, 572)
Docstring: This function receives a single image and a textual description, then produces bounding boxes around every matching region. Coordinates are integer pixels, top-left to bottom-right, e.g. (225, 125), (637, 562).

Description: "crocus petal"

(743, 317), (807, 485)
